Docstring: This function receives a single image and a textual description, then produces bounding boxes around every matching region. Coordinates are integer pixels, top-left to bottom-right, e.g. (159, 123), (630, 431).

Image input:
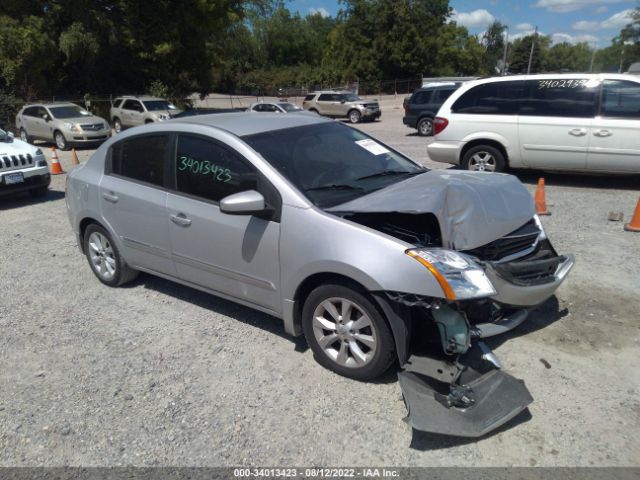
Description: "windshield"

(243, 122), (425, 208)
(49, 105), (91, 119)
(342, 93), (361, 102)
(281, 103), (302, 112)
(0, 128), (7, 141)
(143, 100), (176, 111)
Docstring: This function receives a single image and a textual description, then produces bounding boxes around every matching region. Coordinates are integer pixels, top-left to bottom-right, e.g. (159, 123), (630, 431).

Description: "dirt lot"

(1, 101), (639, 467)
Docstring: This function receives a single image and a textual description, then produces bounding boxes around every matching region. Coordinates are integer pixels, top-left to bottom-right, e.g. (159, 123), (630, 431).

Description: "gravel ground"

(1, 101), (639, 467)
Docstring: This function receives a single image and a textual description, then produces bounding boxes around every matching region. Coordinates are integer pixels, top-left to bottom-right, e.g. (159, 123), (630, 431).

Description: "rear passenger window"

(412, 91), (432, 104)
(452, 81), (524, 115)
(110, 135), (168, 187)
(522, 79), (598, 118)
(304, 94), (315, 101)
(601, 80), (640, 119)
(175, 135), (255, 203)
(318, 94), (333, 101)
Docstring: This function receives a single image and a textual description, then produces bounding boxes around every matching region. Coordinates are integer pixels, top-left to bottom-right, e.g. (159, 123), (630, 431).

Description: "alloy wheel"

(88, 231), (117, 281)
(468, 151), (496, 172)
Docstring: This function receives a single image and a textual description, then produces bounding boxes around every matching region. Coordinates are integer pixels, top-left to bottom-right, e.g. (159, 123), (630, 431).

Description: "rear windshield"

(143, 100), (177, 111)
(49, 105), (91, 119)
(304, 94), (316, 101)
(280, 103), (302, 112)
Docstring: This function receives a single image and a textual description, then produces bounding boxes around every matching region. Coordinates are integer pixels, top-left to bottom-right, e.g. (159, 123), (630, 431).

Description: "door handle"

(102, 192), (118, 203)
(593, 129), (612, 137)
(170, 213), (192, 227)
(568, 128), (587, 137)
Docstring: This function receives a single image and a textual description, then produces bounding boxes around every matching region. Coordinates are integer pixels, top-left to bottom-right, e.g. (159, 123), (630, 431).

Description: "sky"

(288, 0), (637, 47)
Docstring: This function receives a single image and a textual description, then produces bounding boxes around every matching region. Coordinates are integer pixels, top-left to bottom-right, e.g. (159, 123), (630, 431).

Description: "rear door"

(409, 90), (432, 123)
(166, 134), (281, 312)
(317, 93), (340, 116)
(121, 100), (144, 127)
(518, 78), (598, 171)
(588, 79), (640, 173)
(100, 133), (175, 275)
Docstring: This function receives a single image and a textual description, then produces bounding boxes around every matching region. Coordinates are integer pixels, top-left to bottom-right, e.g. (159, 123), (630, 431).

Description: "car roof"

(23, 102), (81, 108)
(116, 96), (165, 101)
(170, 112), (332, 136)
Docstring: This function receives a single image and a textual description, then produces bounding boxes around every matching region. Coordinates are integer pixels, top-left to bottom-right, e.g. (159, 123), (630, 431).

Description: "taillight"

(434, 117), (449, 135)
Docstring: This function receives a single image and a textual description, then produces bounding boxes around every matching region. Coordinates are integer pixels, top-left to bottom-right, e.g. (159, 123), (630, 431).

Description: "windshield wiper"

(304, 183), (362, 192)
(355, 170), (425, 181)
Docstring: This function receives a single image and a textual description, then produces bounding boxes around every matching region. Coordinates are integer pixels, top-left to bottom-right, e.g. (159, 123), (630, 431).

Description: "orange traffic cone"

(70, 148), (80, 166)
(624, 198), (640, 232)
(534, 178), (551, 215)
(50, 148), (65, 175)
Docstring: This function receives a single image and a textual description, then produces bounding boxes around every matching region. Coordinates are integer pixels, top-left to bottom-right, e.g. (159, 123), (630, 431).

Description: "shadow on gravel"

(0, 189), (65, 210)
(483, 296), (569, 351)
(408, 408), (533, 451)
(513, 170), (640, 191)
(129, 272), (309, 353)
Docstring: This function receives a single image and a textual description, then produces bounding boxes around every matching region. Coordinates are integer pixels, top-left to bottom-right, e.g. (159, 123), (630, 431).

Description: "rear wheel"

(113, 117), (122, 133)
(462, 145), (505, 172)
(20, 128), (31, 143)
(309, 108), (319, 114)
(302, 283), (395, 381)
(348, 109), (362, 124)
(29, 186), (48, 197)
(83, 224), (138, 287)
(417, 118), (433, 136)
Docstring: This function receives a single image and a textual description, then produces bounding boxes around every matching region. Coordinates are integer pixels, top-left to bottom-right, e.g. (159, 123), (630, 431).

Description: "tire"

(113, 117), (122, 133)
(309, 108), (319, 114)
(29, 186), (48, 197)
(83, 224), (138, 287)
(302, 283), (395, 381)
(145, 119), (153, 124)
(462, 144), (506, 172)
(19, 128), (31, 144)
(417, 118), (433, 136)
(348, 109), (362, 124)
(54, 130), (69, 151)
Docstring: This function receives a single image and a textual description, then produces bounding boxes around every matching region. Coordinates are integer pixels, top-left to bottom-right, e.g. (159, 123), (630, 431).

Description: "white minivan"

(427, 74), (640, 174)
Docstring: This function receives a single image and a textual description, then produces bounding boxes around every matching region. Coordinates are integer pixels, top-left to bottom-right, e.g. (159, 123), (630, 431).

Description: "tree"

(482, 21), (507, 75)
(543, 42), (591, 72)
(509, 34), (551, 74)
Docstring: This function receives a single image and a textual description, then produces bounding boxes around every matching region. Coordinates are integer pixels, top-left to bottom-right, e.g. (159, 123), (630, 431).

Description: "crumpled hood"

(327, 170), (535, 250)
(0, 138), (39, 157)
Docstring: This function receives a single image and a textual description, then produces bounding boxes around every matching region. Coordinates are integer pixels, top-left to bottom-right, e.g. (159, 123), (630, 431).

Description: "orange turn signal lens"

(406, 250), (457, 301)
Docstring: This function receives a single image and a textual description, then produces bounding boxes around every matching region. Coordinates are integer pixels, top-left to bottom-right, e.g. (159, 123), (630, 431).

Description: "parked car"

(170, 107), (245, 118)
(110, 96), (181, 133)
(0, 127), (50, 197)
(403, 82), (461, 136)
(428, 73), (640, 173)
(302, 91), (381, 123)
(66, 113), (573, 437)
(248, 101), (303, 113)
(15, 103), (111, 151)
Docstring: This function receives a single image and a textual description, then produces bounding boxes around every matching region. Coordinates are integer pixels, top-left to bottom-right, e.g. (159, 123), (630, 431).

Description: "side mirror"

(42, 114), (50, 122)
(7, 131), (14, 138)
(220, 190), (266, 215)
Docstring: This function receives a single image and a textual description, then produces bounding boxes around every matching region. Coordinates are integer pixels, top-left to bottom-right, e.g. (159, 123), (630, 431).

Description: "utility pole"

(527, 26), (538, 74)
(589, 45), (596, 72)
(501, 26), (509, 75)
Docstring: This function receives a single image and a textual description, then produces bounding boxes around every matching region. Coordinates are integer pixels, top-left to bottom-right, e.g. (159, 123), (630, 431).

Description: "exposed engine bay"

(337, 210), (568, 437)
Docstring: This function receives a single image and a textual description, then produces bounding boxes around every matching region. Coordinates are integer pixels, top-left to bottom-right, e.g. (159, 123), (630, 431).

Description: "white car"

(248, 101), (304, 113)
(428, 73), (640, 174)
(0, 127), (50, 197)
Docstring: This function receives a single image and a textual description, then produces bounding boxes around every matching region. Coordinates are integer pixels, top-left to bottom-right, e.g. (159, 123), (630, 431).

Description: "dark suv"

(403, 83), (460, 136)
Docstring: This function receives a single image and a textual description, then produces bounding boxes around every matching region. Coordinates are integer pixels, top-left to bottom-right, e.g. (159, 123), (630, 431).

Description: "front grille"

(80, 123), (104, 131)
(0, 154), (33, 170)
(465, 220), (540, 261)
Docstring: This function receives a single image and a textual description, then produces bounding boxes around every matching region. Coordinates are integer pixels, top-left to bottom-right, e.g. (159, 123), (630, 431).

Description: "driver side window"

(175, 135), (255, 203)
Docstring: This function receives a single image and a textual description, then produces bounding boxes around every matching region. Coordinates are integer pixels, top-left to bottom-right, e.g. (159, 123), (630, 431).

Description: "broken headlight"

(405, 249), (496, 301)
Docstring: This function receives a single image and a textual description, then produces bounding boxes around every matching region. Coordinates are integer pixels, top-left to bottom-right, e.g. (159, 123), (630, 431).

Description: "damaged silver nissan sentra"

(66, 113), (574, 437)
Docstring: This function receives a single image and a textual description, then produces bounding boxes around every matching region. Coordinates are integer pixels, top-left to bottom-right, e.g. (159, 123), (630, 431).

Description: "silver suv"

(66, 113), (573, 437)
(303, 91), (381, 123)
(110, 96), (180, 132)
(15, 103), (111, 151)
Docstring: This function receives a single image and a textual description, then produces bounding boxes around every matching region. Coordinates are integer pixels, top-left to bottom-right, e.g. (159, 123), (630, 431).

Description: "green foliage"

(482, 21), (507, 74)
(509, 34), (551, 74)
(147, 80), (170, 99)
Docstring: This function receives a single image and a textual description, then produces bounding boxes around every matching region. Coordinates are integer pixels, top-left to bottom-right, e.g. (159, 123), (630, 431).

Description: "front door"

(588, 79), (640, 173)
(518, 78), (598, 171)
(99, 133), (175, 275)
(122, 99), (145, 127)
(166, 134), (281, 313)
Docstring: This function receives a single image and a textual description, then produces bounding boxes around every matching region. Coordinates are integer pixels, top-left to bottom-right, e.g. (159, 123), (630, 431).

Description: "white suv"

(428, 74), (640, 174)
(0, 127), (50, 197)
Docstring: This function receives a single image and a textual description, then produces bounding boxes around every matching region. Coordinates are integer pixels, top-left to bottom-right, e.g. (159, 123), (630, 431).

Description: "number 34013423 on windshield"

(178, 156), (232, 182)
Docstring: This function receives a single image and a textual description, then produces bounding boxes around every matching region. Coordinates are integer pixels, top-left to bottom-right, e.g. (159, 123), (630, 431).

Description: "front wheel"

(417, 118), (433, 136)
(462, 145), (505, 172)
(20, 128), (31, 143)
(302, 283), (395, 381)
(29, 186), (48, 197)
(113, 118), (122, 133)
(83, 224), (138, 287)
(348, 109), (362, 124)
(54, 130), (69, 151)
